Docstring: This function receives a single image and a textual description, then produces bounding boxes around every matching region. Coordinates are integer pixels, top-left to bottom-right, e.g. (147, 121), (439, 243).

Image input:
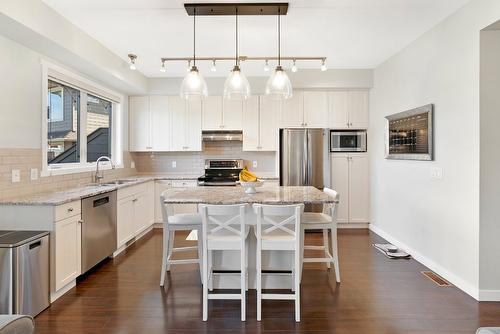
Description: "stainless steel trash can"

(0, 231), (50, 317)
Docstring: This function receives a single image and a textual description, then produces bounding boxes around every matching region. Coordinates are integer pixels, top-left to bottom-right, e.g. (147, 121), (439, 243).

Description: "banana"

(239, 167), (258, 182)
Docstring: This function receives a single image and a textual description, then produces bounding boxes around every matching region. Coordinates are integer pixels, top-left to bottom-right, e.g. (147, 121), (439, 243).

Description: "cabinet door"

(259, 95), (279, 151)
(330, 154), (350, 223)
(348, 91), (369, 129)
(53, 216), (81, 290)
(280, 90), (304, 127)
(169, 96), (187, 151)
(186, 98), (202, 151)
(242, 96), (260, 151)
(134, 191), (154, 235)
(129, 96), (151, 151)
(155, 180), (172, 223)
(223, 98), (243, 130)
(117, 197), (135, 247)
(348, 154), (369, 223)
(303, 91), (328, 127)
(202, 96), (223, 130)
(329, 91), (349, 129)
(150, 96), (170, 151)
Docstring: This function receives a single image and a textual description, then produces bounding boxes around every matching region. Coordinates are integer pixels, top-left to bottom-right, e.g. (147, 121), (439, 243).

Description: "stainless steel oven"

(330, 130), (367, 152)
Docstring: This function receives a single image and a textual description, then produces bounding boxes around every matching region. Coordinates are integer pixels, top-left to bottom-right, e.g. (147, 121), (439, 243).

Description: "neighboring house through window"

(42, 61), (123, 176)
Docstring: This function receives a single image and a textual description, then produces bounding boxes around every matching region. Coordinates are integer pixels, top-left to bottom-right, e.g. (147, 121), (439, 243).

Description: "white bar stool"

(301, 188), (340, 282)
(159, 192), (203, 287)
(253, 203), (304, 322)
(200, 204), (249, 322)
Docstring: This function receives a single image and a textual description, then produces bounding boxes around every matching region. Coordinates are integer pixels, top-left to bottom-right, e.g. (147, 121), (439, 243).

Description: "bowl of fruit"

(239, 167), (263, 194)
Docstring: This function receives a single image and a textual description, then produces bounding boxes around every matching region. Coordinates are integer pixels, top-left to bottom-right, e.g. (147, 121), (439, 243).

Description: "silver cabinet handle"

(67, 207), (74, 213)
(146, 146), (153, 149)
(132, 198), (138, 202)
(78, 219), (83, 224)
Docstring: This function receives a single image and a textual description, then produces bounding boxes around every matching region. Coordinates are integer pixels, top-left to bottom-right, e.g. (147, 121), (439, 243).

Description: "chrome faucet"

(94, 156), (115, 185)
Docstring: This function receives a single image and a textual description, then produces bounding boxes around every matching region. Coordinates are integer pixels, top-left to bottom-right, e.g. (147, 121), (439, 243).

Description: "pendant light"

(223, 8), (251, 100)
(265, 7), (292, 100)
(180, 8), (208, 99)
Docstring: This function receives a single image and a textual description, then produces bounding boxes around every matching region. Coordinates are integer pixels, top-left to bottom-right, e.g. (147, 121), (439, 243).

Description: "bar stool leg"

(323, 229), (331, 269)
(166, 230), (175, 271)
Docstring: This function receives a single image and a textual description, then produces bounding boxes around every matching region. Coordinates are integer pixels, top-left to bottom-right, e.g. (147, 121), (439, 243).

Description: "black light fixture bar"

(161, 56), (326, 62)
(184, 3), (288, 16)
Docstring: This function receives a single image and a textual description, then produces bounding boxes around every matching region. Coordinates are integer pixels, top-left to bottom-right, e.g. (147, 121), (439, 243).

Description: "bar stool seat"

(168, 213), (203, 224)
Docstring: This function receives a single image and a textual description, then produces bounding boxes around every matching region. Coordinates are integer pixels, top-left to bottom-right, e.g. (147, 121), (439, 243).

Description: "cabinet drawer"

(172, 180), (197, 188)
(54, 201), (81, 221)
(117, 182), (150, 200)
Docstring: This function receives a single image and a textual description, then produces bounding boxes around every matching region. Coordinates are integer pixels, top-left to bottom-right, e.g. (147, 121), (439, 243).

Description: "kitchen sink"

(101, 179), (137, 186)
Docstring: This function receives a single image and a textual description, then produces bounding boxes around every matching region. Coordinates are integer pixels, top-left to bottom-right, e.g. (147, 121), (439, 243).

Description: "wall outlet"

(130, 161), (136, 169)
(172, 161), (177, 168)
(430, 167), (443, 180)
(30, 168), (38, 181)
(252, 160), (258, 168)
(11, 169), (20, 183)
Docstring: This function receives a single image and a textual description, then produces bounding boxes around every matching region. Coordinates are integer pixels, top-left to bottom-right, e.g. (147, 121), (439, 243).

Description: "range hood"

(202, 131), (243, 141)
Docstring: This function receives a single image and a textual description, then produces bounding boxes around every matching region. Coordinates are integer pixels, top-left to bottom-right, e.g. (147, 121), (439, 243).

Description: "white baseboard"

(369, 224), (480, 301)
(113, 225), (155, 257)
(479, 290), (500, 301)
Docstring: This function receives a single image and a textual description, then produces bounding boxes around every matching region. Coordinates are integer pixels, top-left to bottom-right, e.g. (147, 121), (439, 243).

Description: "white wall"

(369, 0), (500, 300)
(479, 27), (500, 298)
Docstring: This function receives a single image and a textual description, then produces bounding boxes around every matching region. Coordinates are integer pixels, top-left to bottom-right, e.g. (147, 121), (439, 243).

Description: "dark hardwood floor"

(35, 229), (500, 333)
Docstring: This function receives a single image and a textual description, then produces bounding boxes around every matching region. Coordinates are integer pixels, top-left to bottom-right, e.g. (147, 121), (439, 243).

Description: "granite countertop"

(0, 174), (280, 206)
(161, 186), (337, 205)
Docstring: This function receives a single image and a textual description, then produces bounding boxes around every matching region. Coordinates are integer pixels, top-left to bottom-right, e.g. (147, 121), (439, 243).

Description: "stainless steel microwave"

(330, 130), (367, 152)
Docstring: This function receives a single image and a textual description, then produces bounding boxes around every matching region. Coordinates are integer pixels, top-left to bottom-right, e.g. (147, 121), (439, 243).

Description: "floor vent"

(421, 271), (452, 287)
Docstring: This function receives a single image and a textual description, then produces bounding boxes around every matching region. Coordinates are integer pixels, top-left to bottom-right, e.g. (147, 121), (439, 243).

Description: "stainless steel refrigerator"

(280, 129), (330, 211)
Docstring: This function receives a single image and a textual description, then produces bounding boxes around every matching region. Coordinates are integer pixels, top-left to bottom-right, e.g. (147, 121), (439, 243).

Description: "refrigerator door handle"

(307, 130), (313, 186)
(303, 130), (309, 185)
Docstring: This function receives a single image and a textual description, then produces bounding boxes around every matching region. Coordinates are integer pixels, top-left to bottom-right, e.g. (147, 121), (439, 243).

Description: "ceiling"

(42, 0), (471, 78)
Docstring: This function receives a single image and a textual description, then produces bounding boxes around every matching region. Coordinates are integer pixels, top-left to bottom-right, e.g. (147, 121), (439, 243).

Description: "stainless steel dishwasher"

(81, 191), (117, 273)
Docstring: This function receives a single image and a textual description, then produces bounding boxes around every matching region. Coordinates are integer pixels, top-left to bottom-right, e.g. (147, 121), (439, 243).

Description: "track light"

(160, 59), (166, 72)
(291, 59), (298, 73)
(264, 59), (270, 72)
(128, 54), (137, 70)
(211, 59), (217, 72)
(321, 59), (327, 71)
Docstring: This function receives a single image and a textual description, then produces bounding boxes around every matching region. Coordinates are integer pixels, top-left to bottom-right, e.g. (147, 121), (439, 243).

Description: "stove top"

(198, 159), (243, 186)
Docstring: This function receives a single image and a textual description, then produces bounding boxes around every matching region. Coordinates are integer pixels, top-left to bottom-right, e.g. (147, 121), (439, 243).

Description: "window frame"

(41, 60), (124, 177)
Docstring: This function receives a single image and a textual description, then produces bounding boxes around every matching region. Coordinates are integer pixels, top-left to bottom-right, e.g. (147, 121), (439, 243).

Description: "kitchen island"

(161, 185), (337, 289)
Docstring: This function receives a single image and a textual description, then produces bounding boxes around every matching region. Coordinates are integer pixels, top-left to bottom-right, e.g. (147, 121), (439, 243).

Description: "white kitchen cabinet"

(329, 91), (369, 129)
(303, 91), (329, 127)
(222, 99), (243, 130)
(53, 214), (81, 291)
(202, 96), (223, 130)
(117, 196), (135, 247)
(129, 96), (171, 151)
(330, 153), (369, 224)
(348, 91), (369, 129)
(155, 180), (173, 222)
(280, 90), (304, 127)
(243, 96), (278, 151)
(170, 97), (202, 151)
(129, 96), (151, 151)
(116, 182), (155, 248)
(150, 96), (171, 151)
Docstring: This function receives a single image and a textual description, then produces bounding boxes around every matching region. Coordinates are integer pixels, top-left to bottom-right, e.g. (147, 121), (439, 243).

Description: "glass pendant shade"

(223, 66), (251, 100)
(265, 66), (292, 100)
(180, 66), (208, 99)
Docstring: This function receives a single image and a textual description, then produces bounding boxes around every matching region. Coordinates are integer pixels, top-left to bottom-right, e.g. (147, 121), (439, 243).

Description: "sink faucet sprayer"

(94, 156), (115, 184)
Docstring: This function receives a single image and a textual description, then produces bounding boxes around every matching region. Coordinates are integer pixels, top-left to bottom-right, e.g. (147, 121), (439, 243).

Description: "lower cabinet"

(52, 214), (81, 292)
(331, 153), (369, 224)
(117, 182), (155, 248)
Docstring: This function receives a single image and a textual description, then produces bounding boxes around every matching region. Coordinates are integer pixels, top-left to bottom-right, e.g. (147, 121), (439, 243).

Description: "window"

(42, 62), (123, 176)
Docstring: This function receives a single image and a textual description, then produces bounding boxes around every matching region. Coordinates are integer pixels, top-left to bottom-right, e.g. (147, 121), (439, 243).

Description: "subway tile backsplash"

(132, 141), (277, 176)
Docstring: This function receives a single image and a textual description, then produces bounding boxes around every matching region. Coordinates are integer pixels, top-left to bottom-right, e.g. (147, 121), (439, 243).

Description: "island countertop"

(161, 186), (337, 205)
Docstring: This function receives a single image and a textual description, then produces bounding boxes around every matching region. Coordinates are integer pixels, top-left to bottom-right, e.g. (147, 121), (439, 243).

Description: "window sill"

(41, 163), (124, 177)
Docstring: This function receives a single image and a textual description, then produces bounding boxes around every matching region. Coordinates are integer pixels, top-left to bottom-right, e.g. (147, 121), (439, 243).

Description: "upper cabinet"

(279, 91), (329, 128)
(243, 95), (279, 151)
(201, 96), (243, 131)
(130, 96), (201, 152)
(329, 91), (369, 129)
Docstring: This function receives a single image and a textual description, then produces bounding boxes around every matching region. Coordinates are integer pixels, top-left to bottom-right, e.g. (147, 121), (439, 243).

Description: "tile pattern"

(132, 141), (276, 176)
(0, 148), (135, 201)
